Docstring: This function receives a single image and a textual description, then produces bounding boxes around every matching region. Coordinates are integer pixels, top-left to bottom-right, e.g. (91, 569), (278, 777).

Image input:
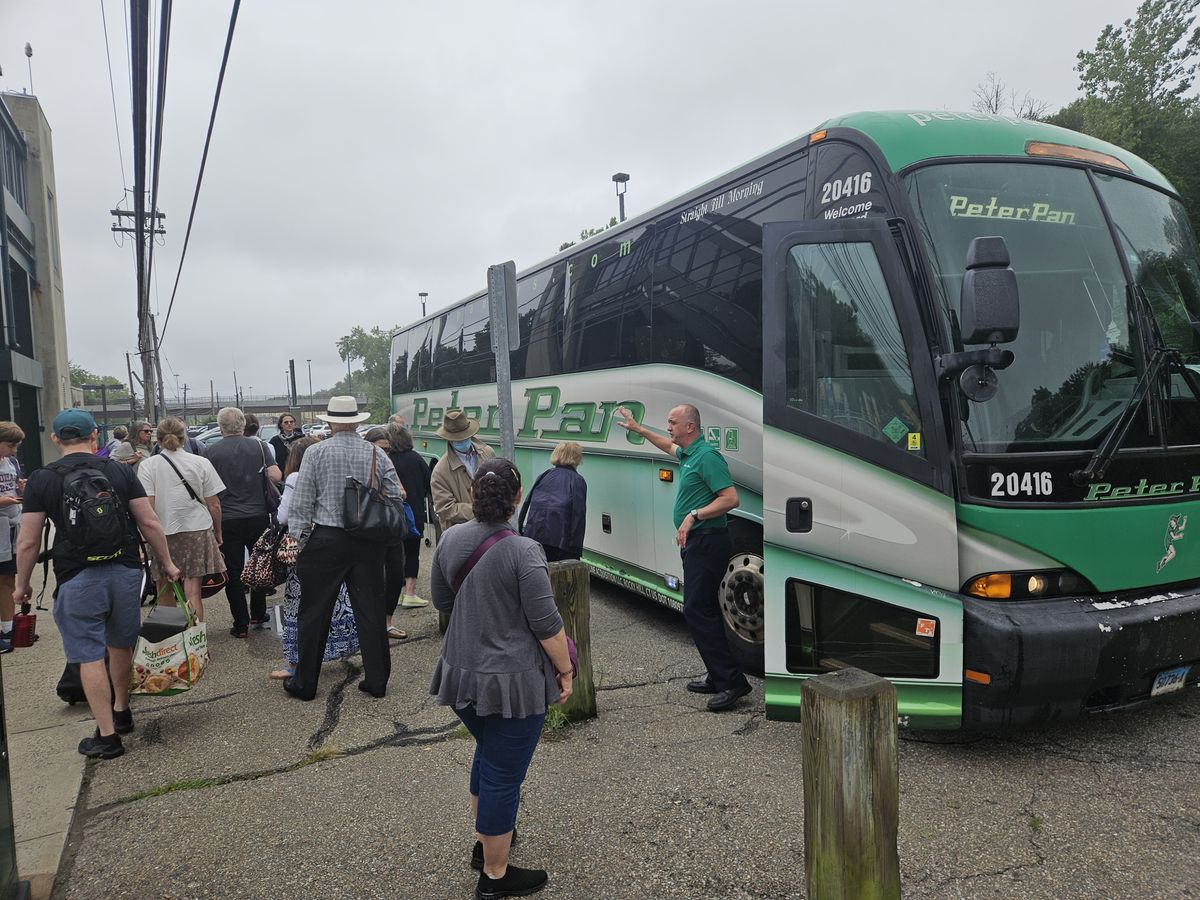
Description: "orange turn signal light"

(1025, 141), (1131, 173)
(964, 668), (992, 685)
(809, 129), (828, 144)
(658, 469), (674, 483)
(967, 573), (1012, 599)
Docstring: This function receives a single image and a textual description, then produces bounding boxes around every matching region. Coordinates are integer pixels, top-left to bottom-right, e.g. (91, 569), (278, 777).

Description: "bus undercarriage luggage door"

(760, 220), (964, 727)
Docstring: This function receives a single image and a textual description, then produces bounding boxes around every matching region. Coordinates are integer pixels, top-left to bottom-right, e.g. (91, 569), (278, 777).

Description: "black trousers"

(294, 525), (389, 696)
(681, 528), (748, 692)
(220, 515), (271, 630)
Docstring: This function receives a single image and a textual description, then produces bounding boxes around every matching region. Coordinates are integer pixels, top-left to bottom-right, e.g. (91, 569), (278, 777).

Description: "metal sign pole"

(487, 261), (519, 462)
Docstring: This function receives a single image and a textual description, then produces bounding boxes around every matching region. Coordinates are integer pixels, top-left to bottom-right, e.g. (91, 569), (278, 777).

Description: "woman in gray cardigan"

(429, 458), (574, 900)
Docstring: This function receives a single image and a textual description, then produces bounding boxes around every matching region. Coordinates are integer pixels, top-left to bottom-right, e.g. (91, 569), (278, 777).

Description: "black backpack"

(47, 459), (130, 564)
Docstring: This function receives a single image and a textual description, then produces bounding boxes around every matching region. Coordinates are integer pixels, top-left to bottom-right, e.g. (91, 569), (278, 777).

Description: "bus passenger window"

(785, 241), (924, 455)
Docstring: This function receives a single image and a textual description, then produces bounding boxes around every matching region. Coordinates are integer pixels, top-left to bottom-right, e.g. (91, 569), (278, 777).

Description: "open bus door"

(760, 219), (965, 728)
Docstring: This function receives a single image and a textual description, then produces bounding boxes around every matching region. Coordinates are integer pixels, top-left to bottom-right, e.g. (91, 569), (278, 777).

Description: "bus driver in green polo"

(616, 404), (752, 711)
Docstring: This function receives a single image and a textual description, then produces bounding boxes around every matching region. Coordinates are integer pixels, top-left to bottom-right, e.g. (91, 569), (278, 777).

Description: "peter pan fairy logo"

(1156, 513), (1188, 573)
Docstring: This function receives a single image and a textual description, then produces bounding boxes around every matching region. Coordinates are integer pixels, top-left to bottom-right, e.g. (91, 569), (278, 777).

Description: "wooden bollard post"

(547, 560), (596, 721)
(800, 667), (900, 900)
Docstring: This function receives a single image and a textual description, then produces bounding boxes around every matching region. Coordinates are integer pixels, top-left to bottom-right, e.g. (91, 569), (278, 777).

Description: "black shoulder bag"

(343, 450), (404, 544)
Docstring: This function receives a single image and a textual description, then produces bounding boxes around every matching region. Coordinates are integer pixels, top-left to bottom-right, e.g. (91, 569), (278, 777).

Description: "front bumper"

(962, 580), (1200, 728)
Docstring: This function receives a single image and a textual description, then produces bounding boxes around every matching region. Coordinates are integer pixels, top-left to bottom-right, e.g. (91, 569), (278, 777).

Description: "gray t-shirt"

(429, 519), (564, 718)
(206, 435), (274, 520)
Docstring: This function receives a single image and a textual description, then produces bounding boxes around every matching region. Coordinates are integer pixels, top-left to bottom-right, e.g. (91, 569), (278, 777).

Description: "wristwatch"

(689, 509), (701, 522)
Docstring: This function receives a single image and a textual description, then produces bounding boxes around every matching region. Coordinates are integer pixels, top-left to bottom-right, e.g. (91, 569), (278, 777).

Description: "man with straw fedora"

(430, 409), (495, 533)
(283, 396), (403, 701)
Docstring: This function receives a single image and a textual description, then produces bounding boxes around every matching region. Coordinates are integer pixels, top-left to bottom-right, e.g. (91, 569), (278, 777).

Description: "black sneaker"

(78, 730), (124, 759)
(112, 707), (134, 735)
(475, 864), (547, 899)
(471, 829), (519, 871)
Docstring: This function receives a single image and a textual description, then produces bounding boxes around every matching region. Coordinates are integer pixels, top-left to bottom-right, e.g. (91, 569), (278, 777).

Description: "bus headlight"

(964, 570), (1094, 600)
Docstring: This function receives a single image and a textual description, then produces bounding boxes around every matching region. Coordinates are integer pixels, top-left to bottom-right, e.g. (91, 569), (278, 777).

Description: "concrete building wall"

(3, 93), (71, 465)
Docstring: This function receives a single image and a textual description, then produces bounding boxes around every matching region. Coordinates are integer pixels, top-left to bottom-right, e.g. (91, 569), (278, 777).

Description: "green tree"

(1047, 0), (1200, 224)
(69, 361), (129, 405)
(335, 325), (399, 421)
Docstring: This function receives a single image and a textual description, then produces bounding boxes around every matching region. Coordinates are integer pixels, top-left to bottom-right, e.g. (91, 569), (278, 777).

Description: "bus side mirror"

(960, 236), (1019, 344)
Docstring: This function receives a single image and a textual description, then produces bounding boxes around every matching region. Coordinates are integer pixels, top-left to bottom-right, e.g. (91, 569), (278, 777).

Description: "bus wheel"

(720, 523), (765, 677)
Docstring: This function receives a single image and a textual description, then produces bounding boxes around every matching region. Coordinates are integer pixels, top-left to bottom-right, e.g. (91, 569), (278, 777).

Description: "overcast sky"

(1, 0), (1139, 404)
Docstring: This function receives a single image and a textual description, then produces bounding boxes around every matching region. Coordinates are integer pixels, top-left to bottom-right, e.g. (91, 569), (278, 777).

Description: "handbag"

(402, 500), (421, 539)
(243, 525), (288, 590)
(343, 450), (404, 544)
(259, 442), (281, 515)
(158, 453), (227, 597)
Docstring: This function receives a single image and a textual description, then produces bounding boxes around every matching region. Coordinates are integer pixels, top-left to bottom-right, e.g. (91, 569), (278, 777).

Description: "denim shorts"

(52, 564), (144, 663)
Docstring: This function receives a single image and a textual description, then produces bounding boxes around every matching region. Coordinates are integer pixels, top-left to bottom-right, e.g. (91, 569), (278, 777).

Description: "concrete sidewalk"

(3, 567), (89, 900)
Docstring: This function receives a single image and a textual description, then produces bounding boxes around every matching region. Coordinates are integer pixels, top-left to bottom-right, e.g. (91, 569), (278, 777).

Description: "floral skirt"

(280, 567), (359, 666)
(151, 529), (225, 582)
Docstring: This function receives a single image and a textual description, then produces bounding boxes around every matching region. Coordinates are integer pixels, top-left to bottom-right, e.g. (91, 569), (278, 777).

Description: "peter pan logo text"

(412, 388), (647, 444)
(949, 194), (1076, 225)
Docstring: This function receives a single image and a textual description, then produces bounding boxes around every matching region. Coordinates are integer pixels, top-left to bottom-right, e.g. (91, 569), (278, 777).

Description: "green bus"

(391, 110), (1200, 729)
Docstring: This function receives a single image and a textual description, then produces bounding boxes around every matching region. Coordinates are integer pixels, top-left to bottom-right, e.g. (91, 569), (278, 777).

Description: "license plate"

(1151, 664), (1191, 697)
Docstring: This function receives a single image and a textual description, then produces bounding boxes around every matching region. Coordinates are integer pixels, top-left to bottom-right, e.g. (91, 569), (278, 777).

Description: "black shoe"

(707, 682), (752, 712)
(229, 626), (248, 638)
(475, 864), (547, 899)
(686, 677), (717, 694)
(471, 828), (518, 870)
(283, 678), (315, 701)
(112, 707), (134, 735)
(358, 681), (385, 699)
(78, 730), (124, 759)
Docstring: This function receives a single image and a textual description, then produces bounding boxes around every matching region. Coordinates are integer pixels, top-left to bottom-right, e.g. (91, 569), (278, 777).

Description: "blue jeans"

(453, 704), (546, 836)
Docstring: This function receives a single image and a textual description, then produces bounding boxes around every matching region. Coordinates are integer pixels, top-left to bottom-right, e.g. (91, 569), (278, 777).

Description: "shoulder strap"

(451, 528), (516, 593)
(159, 452), (203, 505)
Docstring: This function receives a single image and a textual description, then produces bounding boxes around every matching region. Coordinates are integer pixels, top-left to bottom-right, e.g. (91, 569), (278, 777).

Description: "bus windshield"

(907, 162), (1200, 453)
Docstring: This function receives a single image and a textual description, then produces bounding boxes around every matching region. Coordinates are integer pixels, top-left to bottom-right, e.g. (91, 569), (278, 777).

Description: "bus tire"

(720, 519), (765, 677)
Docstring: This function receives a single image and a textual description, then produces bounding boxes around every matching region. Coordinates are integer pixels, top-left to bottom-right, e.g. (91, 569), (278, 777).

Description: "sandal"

(386, 626), (407, 641)
(269, 666), (295, 680)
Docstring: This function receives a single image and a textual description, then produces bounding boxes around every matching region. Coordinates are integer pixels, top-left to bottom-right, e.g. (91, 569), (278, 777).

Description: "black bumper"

(962, 581), (1200, 728)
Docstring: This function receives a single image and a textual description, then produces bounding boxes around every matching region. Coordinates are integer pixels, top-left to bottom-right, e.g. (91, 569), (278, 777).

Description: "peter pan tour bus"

(391, 110), (1200, 729)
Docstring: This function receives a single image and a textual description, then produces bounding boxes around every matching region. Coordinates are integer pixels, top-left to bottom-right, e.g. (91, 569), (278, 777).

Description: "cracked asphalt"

(51, 561), (1200, 900)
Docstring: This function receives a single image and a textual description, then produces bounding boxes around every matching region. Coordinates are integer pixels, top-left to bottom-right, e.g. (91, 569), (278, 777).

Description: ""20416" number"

(990, 471), (1053, 497)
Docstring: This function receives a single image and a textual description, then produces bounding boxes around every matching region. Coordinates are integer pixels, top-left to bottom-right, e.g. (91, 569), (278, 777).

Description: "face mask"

(451, 438), (474, 452)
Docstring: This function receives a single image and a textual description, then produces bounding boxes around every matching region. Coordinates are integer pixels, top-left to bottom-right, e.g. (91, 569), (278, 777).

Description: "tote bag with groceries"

(131, 583), (209, 696)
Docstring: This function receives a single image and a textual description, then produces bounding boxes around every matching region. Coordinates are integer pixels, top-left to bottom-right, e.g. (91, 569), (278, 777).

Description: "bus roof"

(819, 110), (1173, 192)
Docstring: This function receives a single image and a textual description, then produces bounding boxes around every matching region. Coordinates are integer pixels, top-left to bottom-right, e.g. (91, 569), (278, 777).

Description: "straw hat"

(317, 395), (370, 424)
(435, 409), (479, 440)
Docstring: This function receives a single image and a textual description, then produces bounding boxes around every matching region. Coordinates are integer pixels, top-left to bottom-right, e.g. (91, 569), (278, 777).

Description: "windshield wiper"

(1073, 286), (1200, 484)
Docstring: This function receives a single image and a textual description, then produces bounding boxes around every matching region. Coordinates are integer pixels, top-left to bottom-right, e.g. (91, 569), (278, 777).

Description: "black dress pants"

(680, 528), (748, 692)
(220, 515), (271, 631)
(383, 537), (406, 618)
(294, 525), (389, 697)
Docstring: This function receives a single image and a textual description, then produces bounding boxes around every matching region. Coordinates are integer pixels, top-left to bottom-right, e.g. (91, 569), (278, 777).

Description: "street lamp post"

(306, 359), (313, 425)
(419, 292), (428, 317)
(346, 353), (353, 395)
(612, 172), (630, 222)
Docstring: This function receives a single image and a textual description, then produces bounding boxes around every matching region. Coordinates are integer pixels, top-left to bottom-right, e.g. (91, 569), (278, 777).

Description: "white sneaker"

(400, 595), (429, 608)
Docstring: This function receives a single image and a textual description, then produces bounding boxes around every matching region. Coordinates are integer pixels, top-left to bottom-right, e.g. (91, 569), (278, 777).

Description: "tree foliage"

(335, 325), (399, 421)
(971, 71), (1051, 118)
(559, 217), (619, 252)
(69, 361), (129, 405)
(1047, 0), (1200, 224)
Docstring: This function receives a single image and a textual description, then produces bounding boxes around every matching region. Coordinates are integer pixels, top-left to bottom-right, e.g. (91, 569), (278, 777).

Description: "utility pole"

(151, 314), (166, 420)
(181, 383), (188, 423)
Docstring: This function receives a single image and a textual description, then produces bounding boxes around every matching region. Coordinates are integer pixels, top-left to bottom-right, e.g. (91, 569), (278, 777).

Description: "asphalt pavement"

(7, 547), (1200, 900)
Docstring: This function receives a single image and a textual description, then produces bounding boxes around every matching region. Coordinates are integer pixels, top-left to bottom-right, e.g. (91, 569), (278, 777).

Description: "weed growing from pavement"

(1028, 814), (1044, 832)
(449, 725), (472, 740)
(541, 706), (570, 741)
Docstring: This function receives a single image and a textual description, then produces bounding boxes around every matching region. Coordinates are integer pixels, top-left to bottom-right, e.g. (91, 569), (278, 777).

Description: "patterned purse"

(242, 526), (288, 591)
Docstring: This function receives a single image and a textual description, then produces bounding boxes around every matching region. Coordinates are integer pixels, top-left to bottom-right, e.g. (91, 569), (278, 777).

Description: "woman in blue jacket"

(518, 441), (586, 561)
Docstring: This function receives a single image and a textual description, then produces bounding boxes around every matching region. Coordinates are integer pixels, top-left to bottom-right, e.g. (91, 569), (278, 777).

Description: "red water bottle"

(11, 602), (36, 648)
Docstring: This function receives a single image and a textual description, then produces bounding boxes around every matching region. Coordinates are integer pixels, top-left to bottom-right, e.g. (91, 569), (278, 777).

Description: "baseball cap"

(52, 409), (98, 440)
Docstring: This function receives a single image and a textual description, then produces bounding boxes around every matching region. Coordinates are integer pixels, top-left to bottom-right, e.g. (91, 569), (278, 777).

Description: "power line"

(158, 0), (241, 347)
(99, 0), (128, 193)
(144, 0), (171, 323)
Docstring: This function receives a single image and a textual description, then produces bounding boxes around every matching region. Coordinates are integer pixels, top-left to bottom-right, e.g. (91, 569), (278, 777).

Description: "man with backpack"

(13, 409), (180, 760)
